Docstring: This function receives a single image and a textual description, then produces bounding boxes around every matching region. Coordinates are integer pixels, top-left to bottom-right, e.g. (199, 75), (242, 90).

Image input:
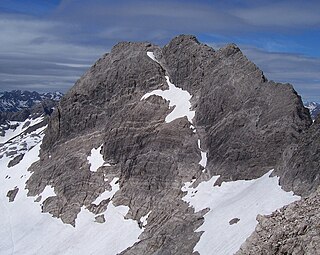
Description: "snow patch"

(147, 51), (160, 64)
(141, 76), (195, 123)
(39, 185), (56, 203)
(197, 139), (207, 169)
(93, 178), (119, 205)
(182, 170), (300, 255)
(140, 211), (152, 228)
(0, 138), (142, 255)
(87, 145), (104, 172)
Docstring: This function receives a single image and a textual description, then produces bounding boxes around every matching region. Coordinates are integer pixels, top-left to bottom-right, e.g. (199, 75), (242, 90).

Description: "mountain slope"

(0, 35), (318, 255)
(304, 101), (320, 120)
(0, 90), (62, 112)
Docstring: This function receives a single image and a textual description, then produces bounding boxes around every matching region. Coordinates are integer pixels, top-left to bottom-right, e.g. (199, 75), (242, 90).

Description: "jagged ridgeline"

(1, 35), (319, 255)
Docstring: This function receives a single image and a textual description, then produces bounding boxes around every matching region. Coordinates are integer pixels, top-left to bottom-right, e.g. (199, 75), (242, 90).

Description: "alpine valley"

(0, 35), (319, 255)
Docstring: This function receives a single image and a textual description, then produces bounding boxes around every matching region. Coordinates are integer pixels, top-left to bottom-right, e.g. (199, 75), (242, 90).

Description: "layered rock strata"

(25, 35), (316, 254)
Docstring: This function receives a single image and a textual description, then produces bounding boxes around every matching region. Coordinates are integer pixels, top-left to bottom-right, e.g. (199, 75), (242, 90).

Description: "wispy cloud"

(0, 0), (319, 100)
(0, 14), (104, 92)
(232, 1), (320, 28)
(242, 46), (320, 102)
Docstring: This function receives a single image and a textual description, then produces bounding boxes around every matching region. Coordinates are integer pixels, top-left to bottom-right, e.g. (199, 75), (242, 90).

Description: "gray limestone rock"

(95, 214), (106, 223)
(276, 114), (320, 196)
(7, 154), (24, 168)
(229, 217), (240, 225)
(7, 187), (19, 202)
(24, 35), (317, 254)
(162, 35), (312, 184)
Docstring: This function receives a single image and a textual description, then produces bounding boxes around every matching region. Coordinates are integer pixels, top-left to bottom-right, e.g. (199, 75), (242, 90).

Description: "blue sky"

(0, 0), (320, 102)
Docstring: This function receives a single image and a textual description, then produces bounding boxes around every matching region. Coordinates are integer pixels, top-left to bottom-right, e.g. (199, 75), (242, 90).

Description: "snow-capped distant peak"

(0, 90), (63, 113)
(304, 101), (320, 120)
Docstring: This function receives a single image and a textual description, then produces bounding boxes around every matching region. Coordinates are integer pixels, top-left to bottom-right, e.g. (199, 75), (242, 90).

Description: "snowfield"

(182, 170), (300, 255)
(0, 118), (142, 255)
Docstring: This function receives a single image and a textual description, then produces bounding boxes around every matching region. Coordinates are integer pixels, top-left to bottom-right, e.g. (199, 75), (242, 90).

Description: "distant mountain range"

(304, 101), (320, 120)
(0, 90), (63, 112)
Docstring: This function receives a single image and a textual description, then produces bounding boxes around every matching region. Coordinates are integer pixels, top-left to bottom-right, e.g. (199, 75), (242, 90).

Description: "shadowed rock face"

(26, 35), (316, 253)
(276, 114), (320, 196)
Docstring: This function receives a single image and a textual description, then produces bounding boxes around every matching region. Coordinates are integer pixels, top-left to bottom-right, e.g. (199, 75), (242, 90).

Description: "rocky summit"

(0, 35), (319, 255)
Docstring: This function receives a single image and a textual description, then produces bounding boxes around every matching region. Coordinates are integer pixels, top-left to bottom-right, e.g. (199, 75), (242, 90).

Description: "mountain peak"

(219, 42), (241, 55)
(0, 35), (318, 254)
(171, 34), (201, 44)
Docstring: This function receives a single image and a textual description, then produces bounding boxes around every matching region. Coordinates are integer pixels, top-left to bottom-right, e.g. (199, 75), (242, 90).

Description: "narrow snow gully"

(143, 51), (207, 170)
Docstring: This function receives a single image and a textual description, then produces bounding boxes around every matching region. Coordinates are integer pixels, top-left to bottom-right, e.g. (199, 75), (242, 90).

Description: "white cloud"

(0, 0), (319, 99)
(232, 2), (320, 27)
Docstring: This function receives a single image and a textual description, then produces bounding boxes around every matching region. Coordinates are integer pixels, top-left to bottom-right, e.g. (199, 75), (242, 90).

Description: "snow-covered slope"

(0, 116), (300, 255)
(182, 171), (299, 255)
(0, 117), (143, 255)
(0, 115), (301, 255)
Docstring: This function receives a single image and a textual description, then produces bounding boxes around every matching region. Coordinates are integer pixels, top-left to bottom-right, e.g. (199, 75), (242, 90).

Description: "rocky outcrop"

(276, 114), (320, 196)
(236, 188), (320, 255)
(7, 153), (24, 168)
(7, 187), (19, 202)
(25, 35), (316, 253)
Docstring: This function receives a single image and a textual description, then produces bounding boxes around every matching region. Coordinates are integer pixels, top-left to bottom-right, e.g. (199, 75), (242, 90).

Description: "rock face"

(24, 35), (317, 254)
(276, 114), (320, 196)
(161, 35), (311, 183)
(236, 188), (320, 255)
